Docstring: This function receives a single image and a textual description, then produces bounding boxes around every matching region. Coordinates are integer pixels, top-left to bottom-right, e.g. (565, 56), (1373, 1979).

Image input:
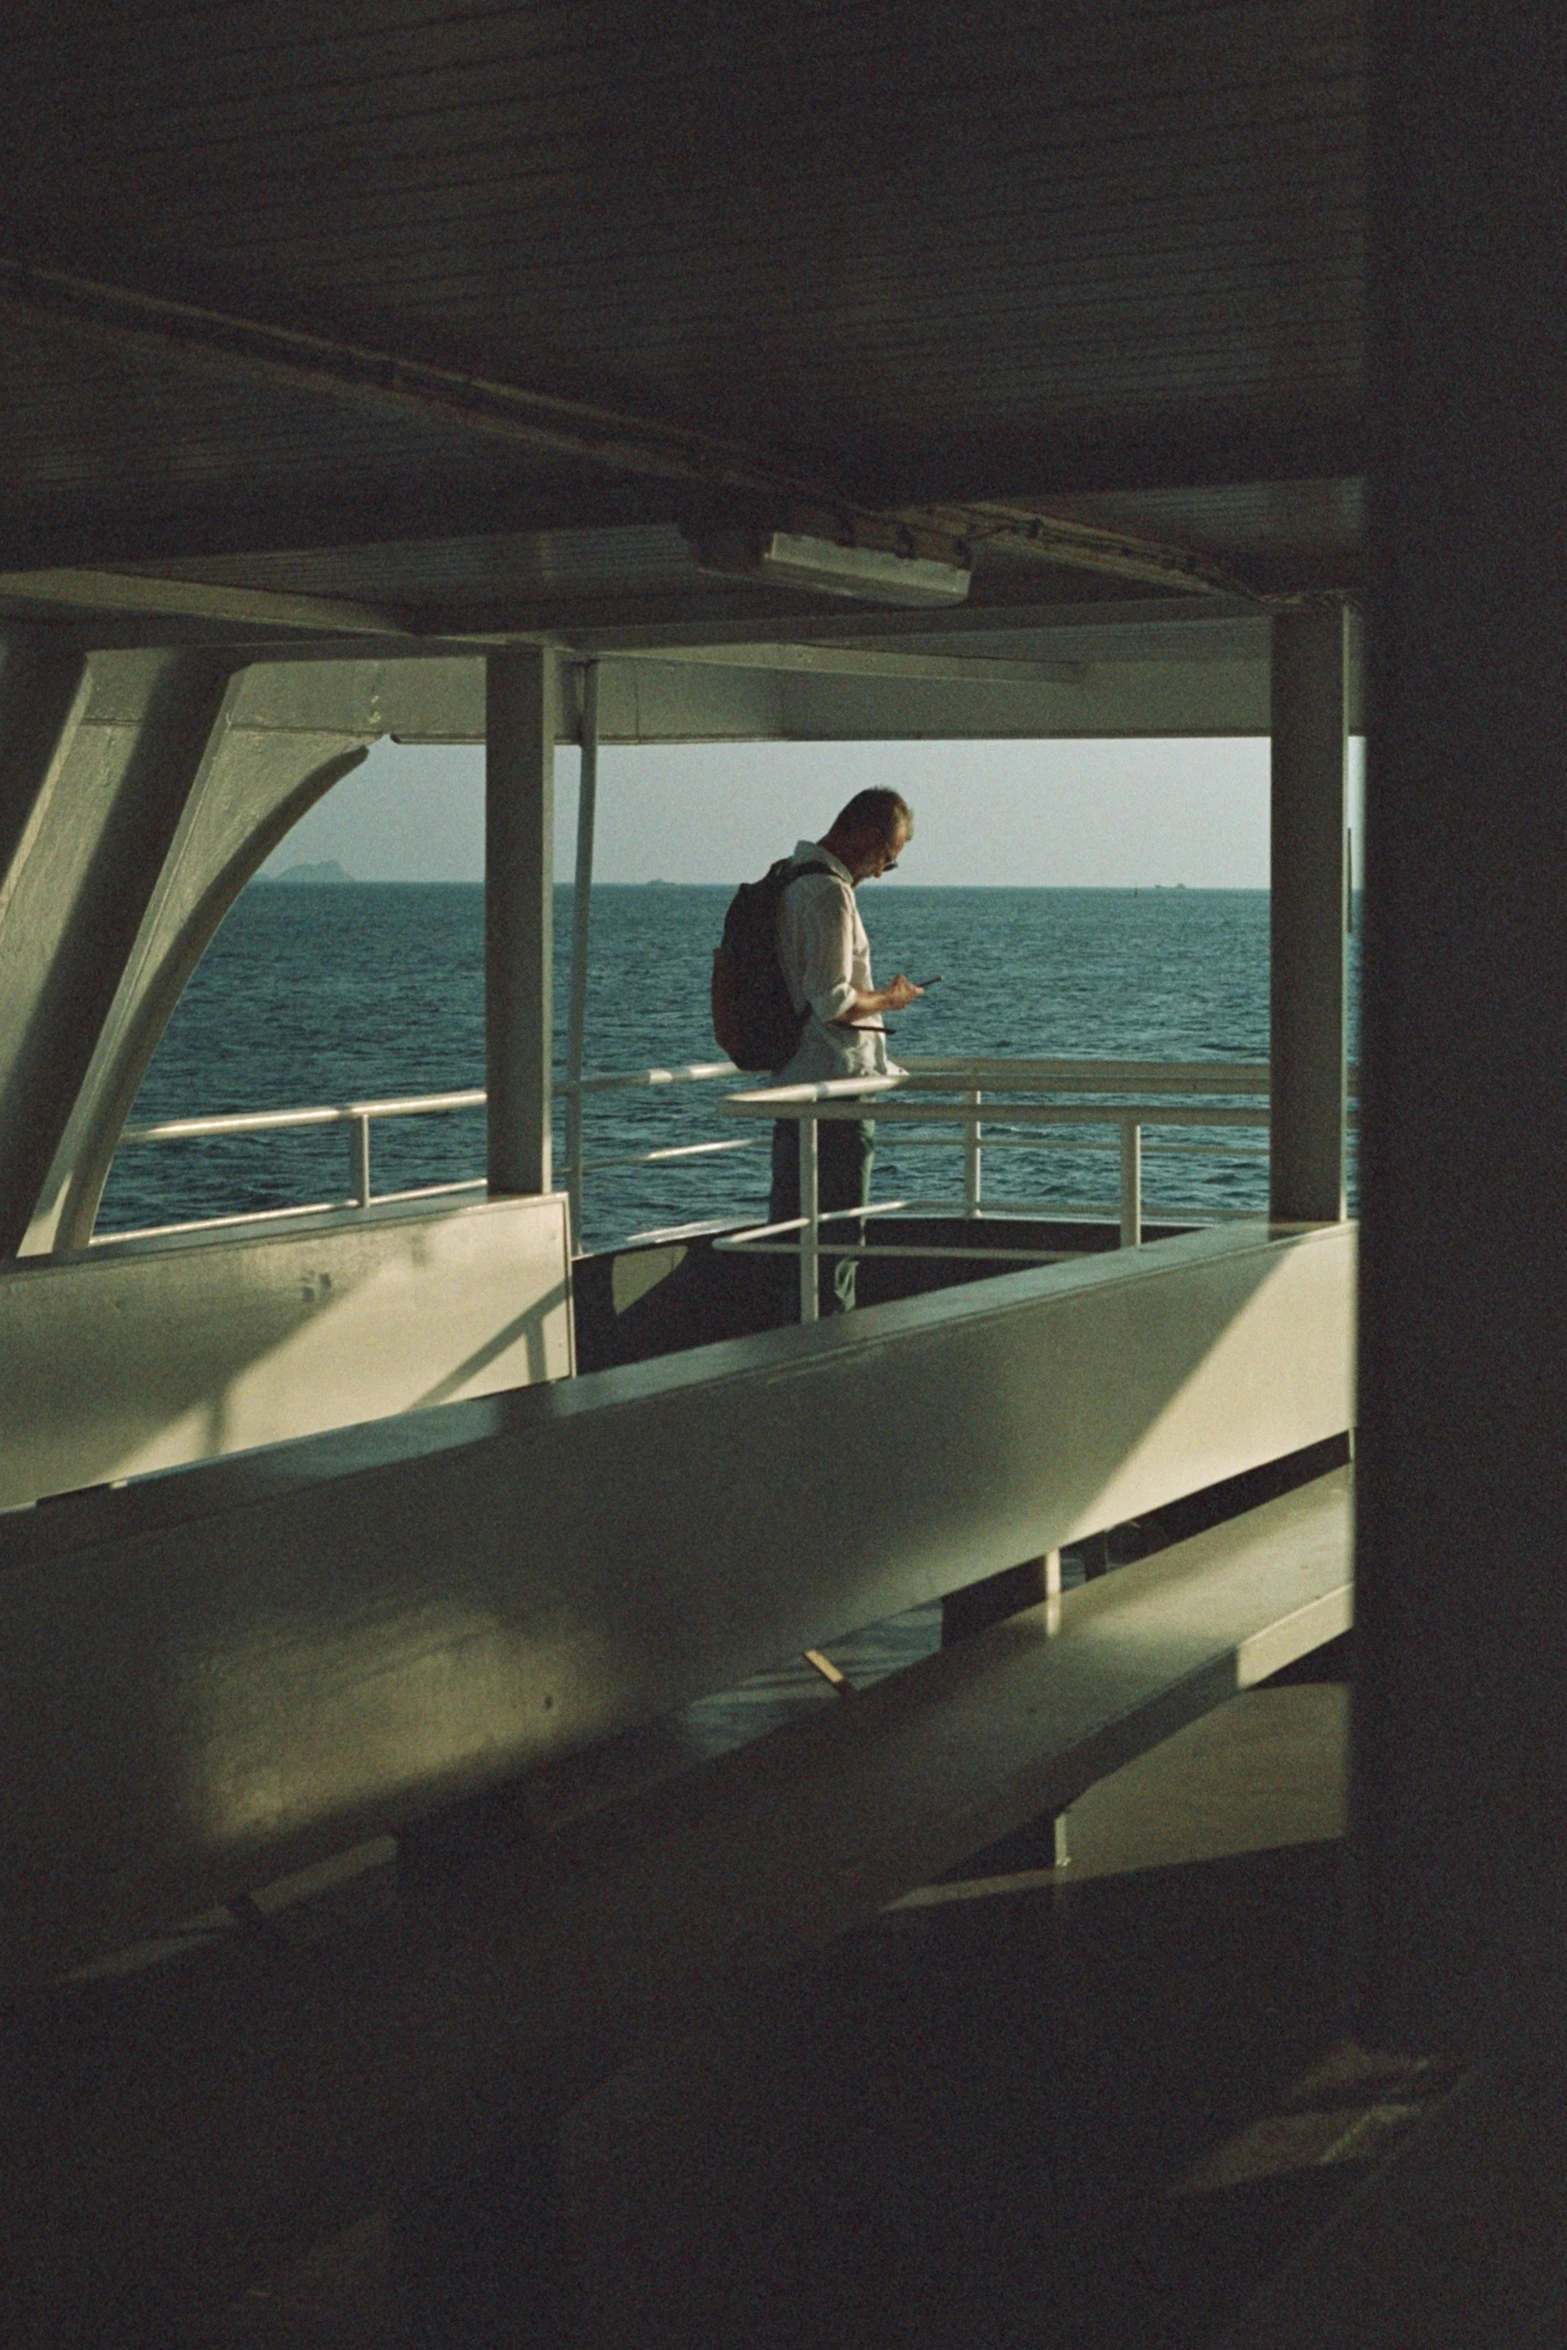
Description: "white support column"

(564, 660), (600, 1249)
(1270, 604), (1349, 1225)
(486, 648), (556, 1198)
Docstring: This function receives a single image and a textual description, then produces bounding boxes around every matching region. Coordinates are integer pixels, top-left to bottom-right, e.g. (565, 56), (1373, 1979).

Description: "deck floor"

(222, 1668), (1410, 2348)
(550, 1679), (1360, 2350)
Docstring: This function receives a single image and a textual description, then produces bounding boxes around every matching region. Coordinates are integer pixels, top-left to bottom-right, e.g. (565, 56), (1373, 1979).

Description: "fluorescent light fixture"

(689, 528), (972, 607)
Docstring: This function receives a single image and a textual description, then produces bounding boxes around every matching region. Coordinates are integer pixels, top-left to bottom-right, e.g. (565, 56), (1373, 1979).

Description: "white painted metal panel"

(0, 1192), (573, 1507)
(0, 1219), (1352, 1978)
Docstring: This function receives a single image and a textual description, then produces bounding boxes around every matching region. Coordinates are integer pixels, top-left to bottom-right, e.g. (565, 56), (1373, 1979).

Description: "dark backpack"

(711, 857), (835, 1071)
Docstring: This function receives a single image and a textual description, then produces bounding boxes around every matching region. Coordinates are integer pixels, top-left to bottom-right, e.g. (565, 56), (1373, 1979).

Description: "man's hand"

(837, 973), (923, 1022)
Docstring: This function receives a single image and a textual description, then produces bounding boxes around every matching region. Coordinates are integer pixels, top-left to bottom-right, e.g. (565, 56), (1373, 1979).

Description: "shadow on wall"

(0, 1194), (573, 1507)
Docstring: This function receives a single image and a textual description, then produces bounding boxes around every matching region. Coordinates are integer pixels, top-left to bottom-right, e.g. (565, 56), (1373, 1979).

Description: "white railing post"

(963, 1088), (983, 1216)
(349, 1113), (372, 1208)
(1119, 1116), (1142, 1247)
(799, 1112), (820, 1323)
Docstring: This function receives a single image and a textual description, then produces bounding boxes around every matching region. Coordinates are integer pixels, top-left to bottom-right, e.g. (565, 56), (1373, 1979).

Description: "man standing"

(771, 787), (921, 1312)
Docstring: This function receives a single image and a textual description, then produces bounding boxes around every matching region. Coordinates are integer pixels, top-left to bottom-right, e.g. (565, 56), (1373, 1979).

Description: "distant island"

(260, 859), (356, 886)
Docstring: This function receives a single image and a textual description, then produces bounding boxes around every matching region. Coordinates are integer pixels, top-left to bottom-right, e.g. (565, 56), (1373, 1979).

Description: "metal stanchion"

(1119, 1116), (1142, 1246)
(798, 1113), (820, 1322)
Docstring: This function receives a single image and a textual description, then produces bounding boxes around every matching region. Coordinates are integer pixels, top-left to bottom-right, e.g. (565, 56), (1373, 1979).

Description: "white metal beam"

(217, 649), (1282, 743)
(610, 639), (1087, 684)
(564, 595), (1268, 653)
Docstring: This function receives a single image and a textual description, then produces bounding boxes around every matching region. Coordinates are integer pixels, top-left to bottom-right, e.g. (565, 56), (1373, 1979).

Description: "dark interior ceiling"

(0, 0), (1364, 636)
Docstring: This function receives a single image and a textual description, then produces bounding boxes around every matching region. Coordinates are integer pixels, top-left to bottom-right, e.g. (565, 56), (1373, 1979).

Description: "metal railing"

(105, 1056), (1355, 1271)
(712, 1060), (1311, 1321)
(560, 1059), (749, 1247)
(114, 1088), (489, 1230)
(104, 1065), (754, 1243)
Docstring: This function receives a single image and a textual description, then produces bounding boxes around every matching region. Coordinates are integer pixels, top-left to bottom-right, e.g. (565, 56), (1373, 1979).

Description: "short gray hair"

(832, 787), (912, 845)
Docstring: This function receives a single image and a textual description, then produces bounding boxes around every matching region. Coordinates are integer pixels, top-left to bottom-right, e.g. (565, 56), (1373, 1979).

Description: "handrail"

(120, 1088), (486, 1145)
(564, 1059), (741, 1094)
(115, 1063), (741, 1148)
(900, 1055), (1277, 1094)
(716, 1064), (1357, 1321)
(116, 1088), (489, 1217)
(110, 1070), (750, 1232)
(104, 1056), (1355, 1254)
(723, 1093), (1281, 1128)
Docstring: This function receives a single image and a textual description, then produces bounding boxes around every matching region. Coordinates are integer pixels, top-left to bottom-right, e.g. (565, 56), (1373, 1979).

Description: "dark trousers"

(770, 1116), (875, 1315)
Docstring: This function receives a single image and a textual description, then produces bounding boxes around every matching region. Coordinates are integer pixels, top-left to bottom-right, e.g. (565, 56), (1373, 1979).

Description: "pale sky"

(262, 737), (1367, 888)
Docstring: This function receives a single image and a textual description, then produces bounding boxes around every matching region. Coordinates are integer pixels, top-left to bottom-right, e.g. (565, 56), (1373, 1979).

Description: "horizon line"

(259, 874), (1302, 892)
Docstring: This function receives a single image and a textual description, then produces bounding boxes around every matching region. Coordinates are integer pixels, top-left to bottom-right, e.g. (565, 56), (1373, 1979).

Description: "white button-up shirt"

(773, 840), (895, 1084)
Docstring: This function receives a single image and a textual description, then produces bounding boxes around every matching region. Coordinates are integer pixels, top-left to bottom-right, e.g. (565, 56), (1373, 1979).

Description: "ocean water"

(97, 883), (1359, 1252)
